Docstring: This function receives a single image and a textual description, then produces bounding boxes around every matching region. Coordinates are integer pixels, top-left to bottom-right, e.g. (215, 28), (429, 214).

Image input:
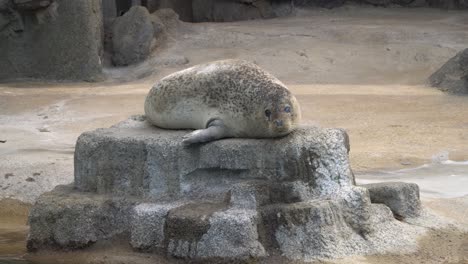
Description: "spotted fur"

(144, 59), (301, 139)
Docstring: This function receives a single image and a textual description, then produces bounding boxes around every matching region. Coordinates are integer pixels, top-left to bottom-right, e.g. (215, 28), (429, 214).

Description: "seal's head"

(258, 88), (301, 137)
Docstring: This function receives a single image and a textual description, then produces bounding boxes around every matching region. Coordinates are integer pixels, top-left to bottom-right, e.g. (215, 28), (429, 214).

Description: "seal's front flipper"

(182, 119), (227, 146)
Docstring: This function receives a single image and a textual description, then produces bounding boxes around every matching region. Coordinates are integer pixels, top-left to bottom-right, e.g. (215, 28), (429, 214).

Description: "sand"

(0, 5), (467, 264)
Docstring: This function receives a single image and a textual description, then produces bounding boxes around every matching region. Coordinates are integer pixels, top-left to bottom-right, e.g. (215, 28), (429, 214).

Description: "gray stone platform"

(74, 115), (354, 200)
(28, 116), (427, 262)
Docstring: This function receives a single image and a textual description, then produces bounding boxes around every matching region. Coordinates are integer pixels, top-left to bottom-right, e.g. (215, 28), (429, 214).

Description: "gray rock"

(362, 182), (421, 219)
(192, 0), (283, 22)
(360, 0), (418, 6)
(0, 2), (23, 35)
(362, 0), (393, 5)
(145, 0), (159, 13)
(461, 0), (468, 8)
(152, 8), (180, 33)
(228, 181), (318, 210)
(293, 0), (346, 9)
(228, 181), (271, 210)
(29, 116), (430, 261)
(392, 0), (418, 5)
(130, 202), (184, 250)
(12, 0), (53, 10)
(149, 12), (165, 38)
(74, 115), (354, 201)
(357, 0), (423, 7)
(426, 0), (468, 9)
(261, 200), (355, 259)
(338, 186), (373, 234)
(196, 208), (267, 259)
(230, 180), (319, 207)
(158, 0), (192, 22)
(165, 202), (223, 257)
(0, 0), (103, 82)
(27, 185), (135, 250)
(28, 184), (426, 261)
(163, 204), (266, 259)
(0, 0), (10, 10)
(102, 0), (117, 32)
(271, 1), (295, 17)
(112, 6), (154, 66)
(428, 48), (468, 94)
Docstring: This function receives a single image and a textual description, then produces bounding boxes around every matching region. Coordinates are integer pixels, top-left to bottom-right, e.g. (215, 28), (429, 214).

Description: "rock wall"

(135, 0), (468, 24)
(0, 0), (104, 82)
(111, 6), (154, 66)
(426, 0), (468, 8)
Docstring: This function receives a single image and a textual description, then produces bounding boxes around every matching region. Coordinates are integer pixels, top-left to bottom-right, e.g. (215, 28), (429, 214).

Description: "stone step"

(26, 184), (380, 260)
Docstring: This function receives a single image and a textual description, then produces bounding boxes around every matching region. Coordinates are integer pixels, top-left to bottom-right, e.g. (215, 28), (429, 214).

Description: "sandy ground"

(0, 5), (468, 264)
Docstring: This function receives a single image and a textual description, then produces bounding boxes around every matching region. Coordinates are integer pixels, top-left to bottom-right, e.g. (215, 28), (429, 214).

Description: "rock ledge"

(28, 116), (429, 261)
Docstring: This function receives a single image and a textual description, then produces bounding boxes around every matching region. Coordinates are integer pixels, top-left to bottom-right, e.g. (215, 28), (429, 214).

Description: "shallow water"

(0, 223), (29, 264)
(0, 259), (30, 264)
(356, 160), (468, 198)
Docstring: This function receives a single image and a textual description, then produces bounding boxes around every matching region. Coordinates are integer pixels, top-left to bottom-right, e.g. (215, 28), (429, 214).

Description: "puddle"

(0, 259), (30, 264)
(0, 227), (29, 264)
(356, 160), (468, 198)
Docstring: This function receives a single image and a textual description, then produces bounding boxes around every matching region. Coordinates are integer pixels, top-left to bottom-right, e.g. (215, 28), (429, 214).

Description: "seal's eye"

(265, 109), (271, 118)
(284, 106), (291, 113)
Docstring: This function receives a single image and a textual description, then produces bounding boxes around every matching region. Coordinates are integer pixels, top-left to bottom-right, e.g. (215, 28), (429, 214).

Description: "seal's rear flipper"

(182, 119), (228, 146)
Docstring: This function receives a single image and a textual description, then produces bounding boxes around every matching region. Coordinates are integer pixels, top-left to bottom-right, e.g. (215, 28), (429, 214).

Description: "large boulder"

(428, 48), (468, 94)
(152, 8), (180, 33)
(112, 6), (154, 66)
(0, 0), (103, 82)
(28, 116), (428, 261)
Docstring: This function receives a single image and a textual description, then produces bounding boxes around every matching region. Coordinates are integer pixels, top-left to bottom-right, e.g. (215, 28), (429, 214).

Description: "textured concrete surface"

(131, 202), (183, 250)
(363, 182), (422, 218)
(26, 116), (448, 261)
(112, 6), (154, 66)
(0, 0), (103, 82)
(74, 115), (354, 200)
(27, 185), (136, 250)
(27, 183), (450, 261)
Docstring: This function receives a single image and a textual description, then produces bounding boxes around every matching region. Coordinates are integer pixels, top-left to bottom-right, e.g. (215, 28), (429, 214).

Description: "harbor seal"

(144, 59), (301, 145)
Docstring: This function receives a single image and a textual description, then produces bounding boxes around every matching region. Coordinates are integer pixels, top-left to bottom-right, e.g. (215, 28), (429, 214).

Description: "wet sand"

(0, 5), (468, 264)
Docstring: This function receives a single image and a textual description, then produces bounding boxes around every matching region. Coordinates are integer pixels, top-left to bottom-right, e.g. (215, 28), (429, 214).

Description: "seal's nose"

(274, 119), (283, 127)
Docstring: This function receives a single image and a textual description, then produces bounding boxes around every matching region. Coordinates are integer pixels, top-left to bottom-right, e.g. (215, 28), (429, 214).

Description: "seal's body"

(144, 59), (301, 145)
